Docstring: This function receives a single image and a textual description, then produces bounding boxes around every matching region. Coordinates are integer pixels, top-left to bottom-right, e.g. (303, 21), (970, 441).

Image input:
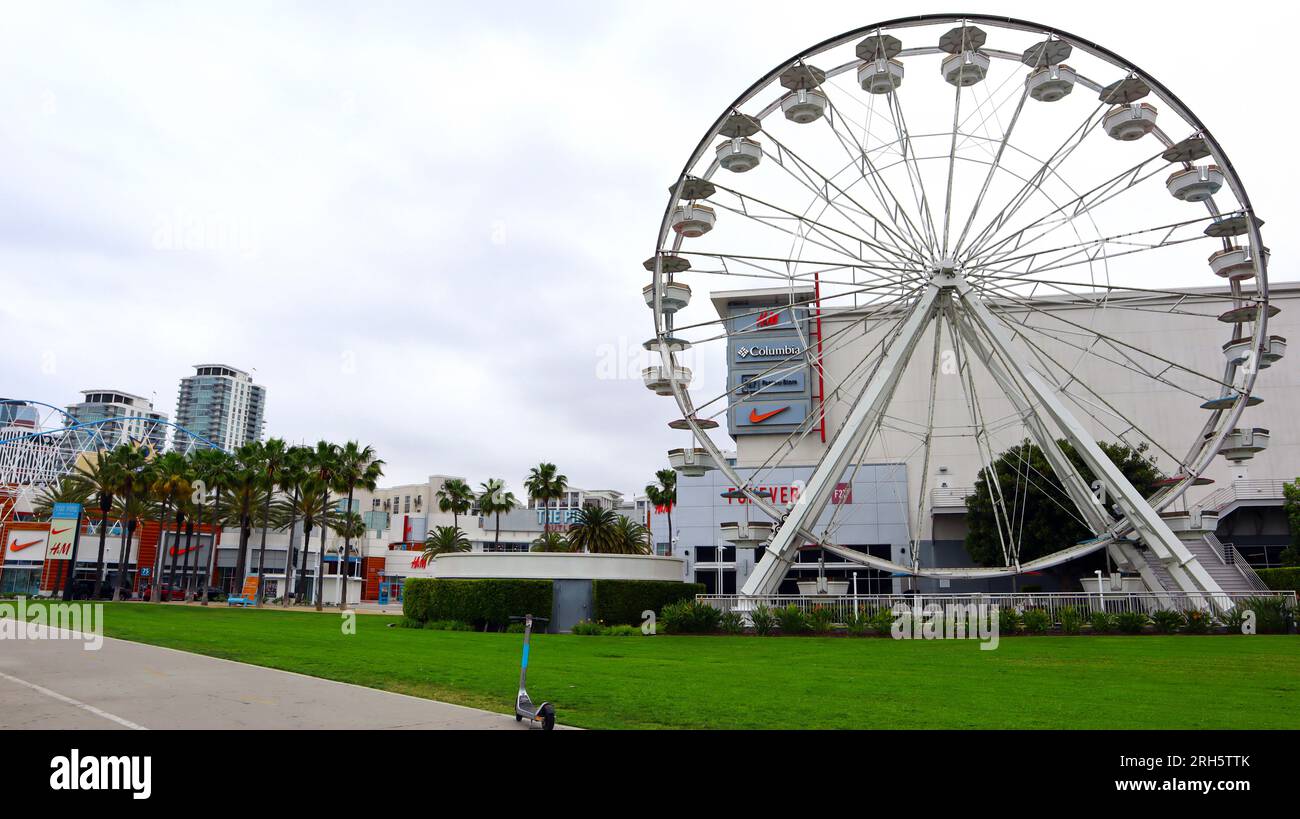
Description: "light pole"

(1094, 569), (1105, 612)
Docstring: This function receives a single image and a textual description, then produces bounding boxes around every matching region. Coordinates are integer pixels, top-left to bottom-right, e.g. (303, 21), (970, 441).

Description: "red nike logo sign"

(9, 539), (42, 552)
(748, 407), (789, 424)
(168, 545), (201, 557)
(50, 527), (71, 536)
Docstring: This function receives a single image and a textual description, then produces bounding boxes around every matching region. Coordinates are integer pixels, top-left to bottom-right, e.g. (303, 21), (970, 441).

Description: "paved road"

(0, 628), (530, 730)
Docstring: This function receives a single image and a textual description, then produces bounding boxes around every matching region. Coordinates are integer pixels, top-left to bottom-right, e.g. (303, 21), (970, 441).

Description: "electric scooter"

(511, 614), (556, 730)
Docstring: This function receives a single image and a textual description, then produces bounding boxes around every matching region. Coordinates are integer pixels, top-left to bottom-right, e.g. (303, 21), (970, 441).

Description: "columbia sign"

(735, 342), (804, 360)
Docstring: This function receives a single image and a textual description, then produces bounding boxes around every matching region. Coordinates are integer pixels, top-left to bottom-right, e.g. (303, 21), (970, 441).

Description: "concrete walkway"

(0, 628), (529, 730)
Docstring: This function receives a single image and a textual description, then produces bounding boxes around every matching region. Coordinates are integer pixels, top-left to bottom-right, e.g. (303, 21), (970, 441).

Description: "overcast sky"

(1, 1), (1294, 497)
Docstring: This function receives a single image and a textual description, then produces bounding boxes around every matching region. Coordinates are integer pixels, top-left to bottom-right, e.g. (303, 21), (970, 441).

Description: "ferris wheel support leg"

(954, 280), (1223, 599)
(740, 285), (942, 598)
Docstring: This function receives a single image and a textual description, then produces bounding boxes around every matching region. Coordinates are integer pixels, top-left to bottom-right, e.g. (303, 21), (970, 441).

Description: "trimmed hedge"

(1257, 567), (1300, 593)
(403, 579), (552, 630)
(592, 580), (705, 626)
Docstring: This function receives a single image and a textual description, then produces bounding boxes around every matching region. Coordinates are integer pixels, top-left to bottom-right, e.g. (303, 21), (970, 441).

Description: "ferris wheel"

(644, 15), (1277, 597)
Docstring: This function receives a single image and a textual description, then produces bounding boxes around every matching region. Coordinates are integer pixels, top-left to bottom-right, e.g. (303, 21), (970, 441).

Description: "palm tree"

(524, 463), (568, 537)
(274, 446), (311, 606)
(148, 452), (192, 602)
(436, 478), (474, 529)
(329, 511), (367, 604)
(611, 515), (652, 555)
(109, 445), (152, 601)
(308, 441), (340, 610)
(191, 448), (234, 605)
(565, 506), (622, 554)
(477, 479), (517, 550)
(644, 468), (677, 556)
(530, 531), (571, 553)
(251, 438), (289, 607)
(275, 475), (333, 603)
(332, 442), (385, 610)
(70, 450), (126, 598)
(422, 525), (471, 560)
(32, 478), (91, 520)
(221, 458), (265, 597)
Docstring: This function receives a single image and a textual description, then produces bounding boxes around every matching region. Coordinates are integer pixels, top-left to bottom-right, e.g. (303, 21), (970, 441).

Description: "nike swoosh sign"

(169, 545), (201, 557)
(50, 527), (71, 536)
(10, 539), (42, 552)
(748, 407), (790, 424)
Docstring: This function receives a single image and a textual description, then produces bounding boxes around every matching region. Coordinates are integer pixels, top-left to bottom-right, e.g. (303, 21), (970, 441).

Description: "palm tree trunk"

(113, 492), (133, 602)
(296, 520), (312, 605)
(494, 512), (501, 548)
(180, 520), (195, 600)
(255, 491), (272, 607)
(283, 488), (299, 607)
(315, 495), (328, 611)
(187, 501), (204, 602)
(201, 493), (223, 606)
(150, 500), (171, 603)
(166, 507), (184, 594)
(666, 505), (673, 557)
(234, 515), (250, 595)
(93, 495), (111, 598)
(340, 485), (356, 610)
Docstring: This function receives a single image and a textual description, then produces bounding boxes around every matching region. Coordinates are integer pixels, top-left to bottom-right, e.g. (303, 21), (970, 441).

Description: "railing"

(696, 591), (1297, 623)
(1194, 479), (1288, 516)
(1216, 538), (1272, 593)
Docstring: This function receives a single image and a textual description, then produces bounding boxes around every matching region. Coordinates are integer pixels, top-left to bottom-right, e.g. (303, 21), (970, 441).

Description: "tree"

(221, 455), (267, 597)
(612, 515), (652, 555)
(530, 531), (571, 553)
(274, 446), (312, 606)
(32, 478), (91, 520)
(307, 441), (340, 610)
(332, 442), (385, 610)
(477, 478), (517, 550)
(70, 449), (126, 598)
(964, 439), (1165, 573)
(565, 506), (622, 554)
(275, 476), (334, 598)
(436, 478), (474, 529)
(644, 468), (676, 555)
(525, 463), (568, 537)
(191, 448), (234, 605)
(251, 438), (290, 607)
(328, 511), (367, 603)
(1281, 480), (1300, 567)
(148, 452), (192, 602)
(109, 444), (152, 601)
(423, 525), (471, 560)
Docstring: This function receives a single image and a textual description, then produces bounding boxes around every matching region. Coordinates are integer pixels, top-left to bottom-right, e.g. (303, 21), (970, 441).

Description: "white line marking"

(0, 670), (147, 731)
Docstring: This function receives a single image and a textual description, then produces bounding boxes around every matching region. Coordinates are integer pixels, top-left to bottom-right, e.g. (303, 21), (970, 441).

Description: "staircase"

(1178, 534), (1266, 594)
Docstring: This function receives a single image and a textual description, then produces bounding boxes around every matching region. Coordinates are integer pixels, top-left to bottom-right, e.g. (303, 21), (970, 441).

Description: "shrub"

(807, 605), (836, 635)
(997, 606), (1022, 635)
(868, 606), (897, 636)
(423, 619), (472, 631)
(605, 624), (642, 637)
(660, 599), (721, 634)
(1089, 610), (1116, 634)
(1256, 567), (1300, 593)
(844, 606), (871, 637)
(1059, 606), (1083, 635)
(591, 580), (705, 626)
(774, 605), (809, 635)
(1238, 595), (1294, 634)
(1150, 609), (1182, 634)
(750, 605), (777, 636)
(1022, 609), (1050, 634)
(1115, 611), (1149, 634)
(506, 622), (526, 634)
(1181, 609), (1213, 634)
(1220, 606), (1248, 633)
(403, 578), (552, 630)
(571, 620), (607, 636)
(720, 610), (745, 635)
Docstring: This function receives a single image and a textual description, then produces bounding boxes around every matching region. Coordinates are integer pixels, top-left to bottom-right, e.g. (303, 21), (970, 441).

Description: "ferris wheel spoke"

(952, 82), (1033, 257)
(758, 125), (929, 260)
(940, 75), (965, 255)
(960, 101), (1109, 260)
(967, 147), (1169, 267)
(817, 90), (936, 257)
(881, 90), (943, 253)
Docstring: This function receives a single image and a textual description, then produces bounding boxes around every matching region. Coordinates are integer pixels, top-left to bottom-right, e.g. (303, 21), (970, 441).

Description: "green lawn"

(14, 602), (1300, 729)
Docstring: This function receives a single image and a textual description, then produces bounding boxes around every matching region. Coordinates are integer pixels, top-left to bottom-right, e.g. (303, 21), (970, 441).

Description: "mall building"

(648, 282), (1299, 596)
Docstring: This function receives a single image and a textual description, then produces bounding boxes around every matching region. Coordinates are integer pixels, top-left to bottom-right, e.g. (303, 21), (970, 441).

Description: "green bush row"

(591, 580), (705, 626)
(1257, 567), (1300, 593)
(402, 578), (552, 630)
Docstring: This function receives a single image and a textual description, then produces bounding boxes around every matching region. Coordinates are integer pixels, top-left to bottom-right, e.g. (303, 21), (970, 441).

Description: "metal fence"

(697, 591), (1297, 624)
